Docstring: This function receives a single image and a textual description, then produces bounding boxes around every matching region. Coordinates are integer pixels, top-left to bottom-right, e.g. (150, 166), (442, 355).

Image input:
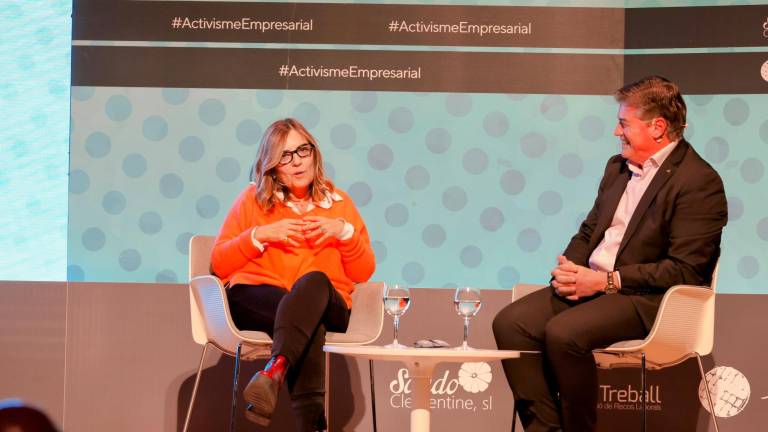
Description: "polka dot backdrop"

(4, 0), (763, 282)
(68, 88), (767, 293)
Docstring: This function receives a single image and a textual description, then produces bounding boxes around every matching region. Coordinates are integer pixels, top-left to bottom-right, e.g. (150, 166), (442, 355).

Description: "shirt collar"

(627, 140), (679, 176)
(274, 189), (343, 213)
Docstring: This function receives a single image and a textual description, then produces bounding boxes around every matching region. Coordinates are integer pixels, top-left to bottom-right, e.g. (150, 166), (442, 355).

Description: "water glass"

(454, 286), (482, 350)
(383, 283), (411, 348)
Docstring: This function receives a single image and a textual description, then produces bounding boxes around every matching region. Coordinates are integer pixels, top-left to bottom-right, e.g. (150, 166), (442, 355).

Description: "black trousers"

(227, 271), (350, 431)
(492, 286), (649, 432)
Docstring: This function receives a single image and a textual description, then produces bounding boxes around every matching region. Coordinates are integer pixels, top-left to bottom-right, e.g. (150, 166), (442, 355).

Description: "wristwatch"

(605, 271), (618, 294)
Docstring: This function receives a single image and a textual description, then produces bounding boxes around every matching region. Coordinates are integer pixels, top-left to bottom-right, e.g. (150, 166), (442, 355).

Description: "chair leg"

(183, 343), (210, 432)
(695, 354), (720, 432)
(230, 342), (242, 432)
(641, 352), (646, 432)
(325, 351), (330, 430)
(511, 398), (518, 432)
(369, 359), (378, 432)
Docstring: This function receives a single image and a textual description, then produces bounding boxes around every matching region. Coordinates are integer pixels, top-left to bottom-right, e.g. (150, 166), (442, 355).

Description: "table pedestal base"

(408, 360), (435, 432)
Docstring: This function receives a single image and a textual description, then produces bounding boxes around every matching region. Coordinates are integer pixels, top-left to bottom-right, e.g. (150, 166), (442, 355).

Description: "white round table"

(324, 345), (538, 432)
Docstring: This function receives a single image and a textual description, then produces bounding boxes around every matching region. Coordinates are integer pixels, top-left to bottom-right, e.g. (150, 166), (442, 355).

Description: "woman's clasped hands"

(253, 216), (346, 248)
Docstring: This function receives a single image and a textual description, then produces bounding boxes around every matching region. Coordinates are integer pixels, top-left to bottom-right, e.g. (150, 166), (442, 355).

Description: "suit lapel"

(616, 140), (689, 258)
(591, 162), (631, 250)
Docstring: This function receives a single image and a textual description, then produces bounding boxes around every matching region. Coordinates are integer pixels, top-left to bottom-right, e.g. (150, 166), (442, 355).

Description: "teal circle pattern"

(389, 107), (414, 133)
(142, 115), (169, 141)
(82, 227), (106, 251)
(294, 102), (321, 128)
(102, 191), (126, 215)
(331, 123), (356, 149)
(159, 174), (184, 199)
(483, 111), (509, 137)
(425, 128), (451, 154)
(480, 207), (505, 232)
(69, 170), (90, 194)
(351, 92), (377, 113)
(196, 195), (221, 219)
(446, 94), (472, 117)
(497, 266), (520, 288)
(463, 148), (489, 174)
(518, 228), (542, 252)
(236, 119), (262, 146)
(368, 144), (394, 170)
(176, 232), (193, 255)
(405, 165), (430, 190)
(105, 95), (132, 121)
(162, 88), (189, 105)
(179, 136), (205, 162)
(422, 224), (446, 248)
(348, 182), (373, 206)
(384, 203), (409, 227)
(757, 218), (768, 242)
(67, 90), (768, 292)
(723, 98), (749, 127)
(500, 169), (525, 195)
(442, 186), (468, 211)
(156, 269), (178, 283)
(199, 99), (226, 126)
(119, 249), (141, 271)
(372, 240), (387, 264)
(705, 137), (729, 163)
(257, 90), (283, 109)
(85, 132), (111, 158)
(122, 154), (148, 178)
(460, 245), (483, 268)
(138, 212), (163, 235)
(67, 265), (85, 282)
(216, 158), (242, 183)
(402, 262), (424, 284)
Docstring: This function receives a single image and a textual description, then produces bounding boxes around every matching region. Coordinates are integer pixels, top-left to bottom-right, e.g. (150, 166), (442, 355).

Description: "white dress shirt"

(589, 141), (679, 286)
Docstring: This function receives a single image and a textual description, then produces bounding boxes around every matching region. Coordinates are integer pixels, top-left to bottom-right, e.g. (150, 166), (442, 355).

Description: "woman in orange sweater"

(211, 118), (375, 431)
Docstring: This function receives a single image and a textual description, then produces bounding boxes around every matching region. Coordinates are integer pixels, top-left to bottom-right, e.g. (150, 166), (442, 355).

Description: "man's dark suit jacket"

(563, 139), (728, 329)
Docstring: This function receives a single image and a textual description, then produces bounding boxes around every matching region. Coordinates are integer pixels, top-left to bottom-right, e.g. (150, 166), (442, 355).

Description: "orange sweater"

(211, 184), (375, 308)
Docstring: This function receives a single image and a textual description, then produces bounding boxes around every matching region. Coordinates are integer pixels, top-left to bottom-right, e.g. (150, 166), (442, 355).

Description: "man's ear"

(651, 117), (668, 142)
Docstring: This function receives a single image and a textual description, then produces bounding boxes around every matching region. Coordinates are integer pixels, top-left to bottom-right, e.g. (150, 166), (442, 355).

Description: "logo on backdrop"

(698, 366), (750, 418)
(763, 18), (768, 37)
(760, 60), (768, 82)
(389, 362), (495, 412)
(597, 384), (663, 412)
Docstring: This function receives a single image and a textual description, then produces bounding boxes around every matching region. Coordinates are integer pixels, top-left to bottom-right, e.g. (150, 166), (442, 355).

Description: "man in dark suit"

(492, 76), (728, 432)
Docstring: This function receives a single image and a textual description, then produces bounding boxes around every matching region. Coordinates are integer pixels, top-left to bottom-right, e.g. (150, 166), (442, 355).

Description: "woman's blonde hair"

(251, 118), (333, 210)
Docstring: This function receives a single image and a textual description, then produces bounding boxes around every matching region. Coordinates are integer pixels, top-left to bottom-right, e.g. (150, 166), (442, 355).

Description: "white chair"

(511, 283), (547, 303)
(508, 264), (721, 432)
(183, 235), (384, 432)
(593, 262), (721, 432)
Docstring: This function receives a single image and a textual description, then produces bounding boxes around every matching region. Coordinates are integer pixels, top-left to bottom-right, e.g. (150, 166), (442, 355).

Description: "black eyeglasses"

(279, 143), (314, 165)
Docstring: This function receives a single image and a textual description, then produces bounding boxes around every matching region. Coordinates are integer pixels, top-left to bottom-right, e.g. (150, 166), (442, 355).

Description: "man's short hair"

(615, 76), (687, 141)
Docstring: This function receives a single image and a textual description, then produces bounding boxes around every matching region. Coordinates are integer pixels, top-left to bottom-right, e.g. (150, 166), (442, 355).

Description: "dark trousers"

(492, 286), (649, 432)
(227, 271), (350, 431)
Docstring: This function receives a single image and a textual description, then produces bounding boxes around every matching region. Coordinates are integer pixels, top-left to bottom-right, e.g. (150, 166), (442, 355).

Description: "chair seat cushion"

(606, 339), (645, 349)
(239, 330), (273, 344)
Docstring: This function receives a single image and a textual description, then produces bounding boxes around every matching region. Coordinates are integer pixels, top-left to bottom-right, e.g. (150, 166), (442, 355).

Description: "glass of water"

(454, 286), (482, 350)
(383, 283), (411, 348)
